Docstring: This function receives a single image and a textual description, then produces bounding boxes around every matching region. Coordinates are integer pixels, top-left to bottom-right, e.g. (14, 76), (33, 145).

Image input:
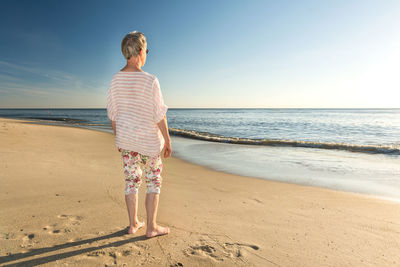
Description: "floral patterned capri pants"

(119, 148), (163, 195)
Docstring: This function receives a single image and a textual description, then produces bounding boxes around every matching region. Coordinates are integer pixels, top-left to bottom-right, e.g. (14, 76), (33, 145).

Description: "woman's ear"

(140, 49), (146, 66)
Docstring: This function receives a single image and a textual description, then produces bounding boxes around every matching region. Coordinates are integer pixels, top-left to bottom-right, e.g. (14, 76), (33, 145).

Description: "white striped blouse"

(106, 71), (168, 157)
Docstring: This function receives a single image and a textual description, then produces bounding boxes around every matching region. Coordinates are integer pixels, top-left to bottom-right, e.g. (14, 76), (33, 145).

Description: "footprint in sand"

(223, 242), (260, 258)
(42, 215), (82, 235)
(184, 236), (260, 262)
(43, 224), (63, 235)
(86, 249), (134, 265)
(57, 214), (83, 225)
(61, 215), (82, 228)
(20, 233), (39, 248)
(184, 242), (229, 262)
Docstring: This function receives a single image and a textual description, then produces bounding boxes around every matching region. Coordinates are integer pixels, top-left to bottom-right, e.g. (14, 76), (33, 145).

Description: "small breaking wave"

(24, 117), (88, 123)
(169, 128), (400, 155)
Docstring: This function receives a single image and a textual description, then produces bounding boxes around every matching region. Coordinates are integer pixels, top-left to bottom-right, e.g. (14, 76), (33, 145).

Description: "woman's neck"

(121, 65), (142, 72)
(121, 57), (143, 72)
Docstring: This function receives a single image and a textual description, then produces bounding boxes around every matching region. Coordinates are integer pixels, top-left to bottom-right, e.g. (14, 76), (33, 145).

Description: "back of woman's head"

(121, 31), (147, 60)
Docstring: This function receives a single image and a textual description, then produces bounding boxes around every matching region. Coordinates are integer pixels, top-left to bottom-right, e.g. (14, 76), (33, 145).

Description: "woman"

(106, 31), (172, 238)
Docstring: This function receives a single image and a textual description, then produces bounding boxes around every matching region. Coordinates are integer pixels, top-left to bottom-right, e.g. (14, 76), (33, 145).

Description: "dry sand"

(0, 117), (399, 266)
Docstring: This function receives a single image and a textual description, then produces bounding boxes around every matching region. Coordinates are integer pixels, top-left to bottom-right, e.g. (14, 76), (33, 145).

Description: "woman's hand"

(157, 116), (172, 158)
(163, 141), (172, 158)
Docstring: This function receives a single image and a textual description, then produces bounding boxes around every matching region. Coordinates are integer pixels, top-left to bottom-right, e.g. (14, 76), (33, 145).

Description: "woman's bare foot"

(127, 221), (145, 234)
(146, 224), (170, 238)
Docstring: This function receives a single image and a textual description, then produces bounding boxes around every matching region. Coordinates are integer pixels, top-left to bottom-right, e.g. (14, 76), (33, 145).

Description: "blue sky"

(1, 0), (399, 108)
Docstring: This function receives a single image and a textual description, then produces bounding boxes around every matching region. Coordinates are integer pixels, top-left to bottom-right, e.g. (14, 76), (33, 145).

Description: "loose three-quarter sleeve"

(152, 77), (168, 124)
(106, 78), (117, 121)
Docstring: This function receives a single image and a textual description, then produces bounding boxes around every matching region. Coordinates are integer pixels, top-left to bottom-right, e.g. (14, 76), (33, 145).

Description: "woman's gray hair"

(121, 31), (147, 60)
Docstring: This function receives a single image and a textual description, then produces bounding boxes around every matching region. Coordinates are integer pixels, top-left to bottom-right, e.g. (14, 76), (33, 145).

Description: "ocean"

(1, 108), (399, 201)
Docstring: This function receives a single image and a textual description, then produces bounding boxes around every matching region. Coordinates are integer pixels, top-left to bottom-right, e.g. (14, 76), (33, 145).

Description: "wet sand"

(0, 117), (399, 266)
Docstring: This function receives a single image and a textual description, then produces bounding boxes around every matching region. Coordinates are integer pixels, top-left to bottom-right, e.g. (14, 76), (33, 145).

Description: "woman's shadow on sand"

(1, 228), (146, 267)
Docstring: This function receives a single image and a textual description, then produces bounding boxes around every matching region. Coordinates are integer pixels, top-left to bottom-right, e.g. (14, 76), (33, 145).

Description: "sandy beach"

(0, 117), (399, 266)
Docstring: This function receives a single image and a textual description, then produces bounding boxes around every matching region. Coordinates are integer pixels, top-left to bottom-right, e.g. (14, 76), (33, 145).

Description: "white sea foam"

(169, 127), (400, 155)
(171, 136), (400, 202)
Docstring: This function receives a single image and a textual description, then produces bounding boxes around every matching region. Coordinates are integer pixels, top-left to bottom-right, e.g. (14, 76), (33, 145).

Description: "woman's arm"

(111, 120), (116, 135)
(157, 115), (172, 158)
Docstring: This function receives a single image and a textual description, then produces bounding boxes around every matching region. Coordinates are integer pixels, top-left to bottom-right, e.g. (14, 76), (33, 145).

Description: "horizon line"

(0, 107), (399, 110)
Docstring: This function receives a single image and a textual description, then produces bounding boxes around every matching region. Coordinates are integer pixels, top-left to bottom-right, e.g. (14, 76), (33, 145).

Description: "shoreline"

(1, 117), (400, 266)
(3, 116), (400, 204)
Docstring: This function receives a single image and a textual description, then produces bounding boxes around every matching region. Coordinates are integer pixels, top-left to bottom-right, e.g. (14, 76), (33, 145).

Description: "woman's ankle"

(146, 222), (157, 230)
(129, 220), (142, 227)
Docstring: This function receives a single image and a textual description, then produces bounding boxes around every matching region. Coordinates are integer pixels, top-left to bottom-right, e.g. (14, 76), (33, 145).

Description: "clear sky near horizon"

(0, 0), (399, 108)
